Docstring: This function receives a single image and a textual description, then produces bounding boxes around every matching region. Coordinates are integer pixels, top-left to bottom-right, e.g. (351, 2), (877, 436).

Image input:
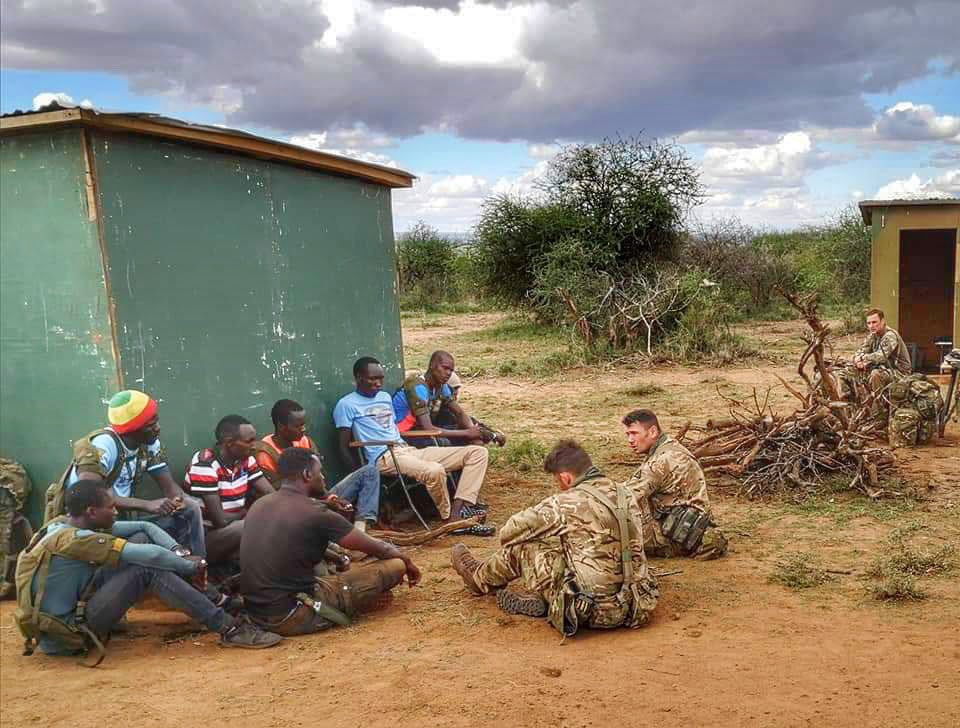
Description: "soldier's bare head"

(622, 409), (661, 454)
(865, 308), (885, 335)
(544, 439), (592, 491)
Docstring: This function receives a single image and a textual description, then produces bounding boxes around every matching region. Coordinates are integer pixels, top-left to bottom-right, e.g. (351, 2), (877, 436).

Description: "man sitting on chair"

(333, 356), (495, 537)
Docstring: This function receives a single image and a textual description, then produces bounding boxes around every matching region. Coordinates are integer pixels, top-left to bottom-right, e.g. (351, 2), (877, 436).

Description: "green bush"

(474, 135), (703, 308)
(397, 221), (456, 308)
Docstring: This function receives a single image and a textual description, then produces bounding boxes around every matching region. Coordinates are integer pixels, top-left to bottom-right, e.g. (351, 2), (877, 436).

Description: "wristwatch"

(171, 545), (191, 558)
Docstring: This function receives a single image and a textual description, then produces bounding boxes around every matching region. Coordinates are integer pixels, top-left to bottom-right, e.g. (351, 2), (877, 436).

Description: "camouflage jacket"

(856, 327), (911, 374)
(498, 468), (656, 628)
(625, 434), (710, 549)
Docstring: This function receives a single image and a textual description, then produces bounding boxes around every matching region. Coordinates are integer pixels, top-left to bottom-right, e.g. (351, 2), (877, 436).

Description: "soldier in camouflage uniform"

(622, 409), (727, 560)
(836, 308), (911, 427)
(451, 440), (658, 636)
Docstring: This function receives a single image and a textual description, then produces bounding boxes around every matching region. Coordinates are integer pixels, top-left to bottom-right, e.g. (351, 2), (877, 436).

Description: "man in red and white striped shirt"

(185, 415), (274, 565)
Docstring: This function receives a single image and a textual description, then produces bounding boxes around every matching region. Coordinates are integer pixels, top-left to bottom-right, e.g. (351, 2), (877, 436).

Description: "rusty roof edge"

(0, 107), (416, 189)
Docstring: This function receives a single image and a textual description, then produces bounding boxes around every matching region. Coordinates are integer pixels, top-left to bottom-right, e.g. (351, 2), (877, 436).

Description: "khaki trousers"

(376, 444), (488, 519)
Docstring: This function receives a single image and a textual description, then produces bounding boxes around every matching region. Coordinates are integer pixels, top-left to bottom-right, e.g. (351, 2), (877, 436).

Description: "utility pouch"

(659, 505), (713, 553)
(546, 565), (593, 640)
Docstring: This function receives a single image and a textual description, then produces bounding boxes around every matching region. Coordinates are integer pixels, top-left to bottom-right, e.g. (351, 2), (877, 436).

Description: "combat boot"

(496, 586), (547, 618)
(450, 543), (484, 595)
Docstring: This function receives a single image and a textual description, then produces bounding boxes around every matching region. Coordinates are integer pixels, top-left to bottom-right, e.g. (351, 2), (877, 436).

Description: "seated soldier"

(393, 351), (505, 448)
(451, 440), (658, 637)
(59, 389), (205, 557)
(239, 447), (422, 636)
(622, 409), (727, 560)
(15, 479), (280, 660)
(334, 357), (495, 537)
(836, 308), (912, 426)
(256, 398), (381, 531)
(184, 415), (273, 566)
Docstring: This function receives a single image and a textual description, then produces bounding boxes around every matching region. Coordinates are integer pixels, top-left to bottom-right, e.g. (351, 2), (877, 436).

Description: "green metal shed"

(0, 107), (415, 525)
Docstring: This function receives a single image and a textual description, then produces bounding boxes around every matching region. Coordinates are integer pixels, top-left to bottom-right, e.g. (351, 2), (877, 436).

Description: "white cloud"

(32, 91), (93, 110)
(527, 142), (562, 160)
(289, 130), (399, 167)
(874, 102), (960, 143)
(873, 169), (960, 200)
(702, 131), (814, 184)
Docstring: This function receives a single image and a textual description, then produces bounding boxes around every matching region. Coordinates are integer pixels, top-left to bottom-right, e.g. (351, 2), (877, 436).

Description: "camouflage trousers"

(646, 527), (728, 561)
(474, 540), (642, 628)
(637, 498), (728, 560)
(834, 366), (894, 428)
(251, 558), (406, 636)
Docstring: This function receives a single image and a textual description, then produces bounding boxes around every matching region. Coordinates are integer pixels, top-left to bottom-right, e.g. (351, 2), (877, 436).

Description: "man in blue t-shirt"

(334, 357), (495, 537)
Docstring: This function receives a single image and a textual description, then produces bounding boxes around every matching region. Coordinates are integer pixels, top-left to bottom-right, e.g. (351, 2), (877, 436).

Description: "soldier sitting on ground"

(239, 447), (422, 637)
(15, 479), (281, 662)
(184, 415), (274, 567)
(836, 308), (911, 425)
(622, 409), (727, 560)
(451, 440), (658, 637)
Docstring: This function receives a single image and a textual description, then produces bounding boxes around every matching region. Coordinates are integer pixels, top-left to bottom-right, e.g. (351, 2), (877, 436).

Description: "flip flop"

(450, 523), (497, 537)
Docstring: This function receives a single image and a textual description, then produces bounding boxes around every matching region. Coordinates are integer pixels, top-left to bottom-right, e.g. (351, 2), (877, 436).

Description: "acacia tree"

(475, 135), (703, 306)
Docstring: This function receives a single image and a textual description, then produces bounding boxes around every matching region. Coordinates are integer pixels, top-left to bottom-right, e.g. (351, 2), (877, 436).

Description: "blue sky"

(2, 1), (958, 233)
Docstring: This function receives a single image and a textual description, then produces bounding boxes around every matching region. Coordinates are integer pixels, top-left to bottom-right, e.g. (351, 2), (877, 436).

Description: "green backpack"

(43, 429), (131, 525)
(888, 374), (944, 448)
(14, 517), (125, 666)
(0, 458), (33, 599)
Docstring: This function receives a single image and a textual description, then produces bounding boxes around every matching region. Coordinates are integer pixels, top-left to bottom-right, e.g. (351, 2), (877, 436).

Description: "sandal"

(451, 523), (497, 537)
(458, 503), (488, 522)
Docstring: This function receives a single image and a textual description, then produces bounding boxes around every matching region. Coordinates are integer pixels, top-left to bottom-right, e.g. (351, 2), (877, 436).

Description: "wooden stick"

(368, 517), (479, 546)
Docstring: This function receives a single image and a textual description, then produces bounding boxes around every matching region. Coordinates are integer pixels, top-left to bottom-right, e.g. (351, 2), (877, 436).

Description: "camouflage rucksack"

(887, 374), (944, 448)
(44, 429), (130, 525)
(0, 458), (33, 599)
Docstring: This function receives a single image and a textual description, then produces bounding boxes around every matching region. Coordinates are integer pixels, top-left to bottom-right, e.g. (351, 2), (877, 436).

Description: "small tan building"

(859, 198), (960, 372)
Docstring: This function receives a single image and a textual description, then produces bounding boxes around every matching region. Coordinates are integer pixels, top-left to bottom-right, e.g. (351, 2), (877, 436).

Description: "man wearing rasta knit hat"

(59, 390), (206, 557)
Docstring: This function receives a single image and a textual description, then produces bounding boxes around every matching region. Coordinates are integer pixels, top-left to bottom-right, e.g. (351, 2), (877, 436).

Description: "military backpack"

(0, 458), (33, 599)
(14, 517), (125, 667)
(887, 374), (943, 448)
(44, 429), (139, 525)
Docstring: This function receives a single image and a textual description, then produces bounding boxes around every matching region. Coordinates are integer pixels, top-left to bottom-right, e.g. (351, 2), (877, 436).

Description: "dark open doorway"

(898, 228), (956, 372)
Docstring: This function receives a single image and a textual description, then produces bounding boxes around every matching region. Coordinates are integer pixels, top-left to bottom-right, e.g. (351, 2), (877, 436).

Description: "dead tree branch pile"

(679, 291), (896, 498)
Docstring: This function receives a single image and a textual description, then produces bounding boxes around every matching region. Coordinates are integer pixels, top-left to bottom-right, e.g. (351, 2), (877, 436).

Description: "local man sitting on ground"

(451, 440), (658, 637)
(622, 409), (727, 560)
(239, 447), (422, 636)
(836, 307), (912, 426)
(15, 479), (281, 660)
(256, 398), (382, 531)
(334, 356), (495, 537)
(55, 389), (205, 558)
(184, 415), (274, 566)
(393, 350), (506, 448)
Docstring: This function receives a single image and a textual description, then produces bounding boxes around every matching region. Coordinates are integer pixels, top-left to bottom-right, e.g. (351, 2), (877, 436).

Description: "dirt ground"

(2, 312), (958, 728)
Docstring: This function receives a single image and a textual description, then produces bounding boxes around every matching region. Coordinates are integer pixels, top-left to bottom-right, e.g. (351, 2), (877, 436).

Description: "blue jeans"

(85, 564), (227, 637)
(150, 496), (206, 557)
(329, 464), (380, 522)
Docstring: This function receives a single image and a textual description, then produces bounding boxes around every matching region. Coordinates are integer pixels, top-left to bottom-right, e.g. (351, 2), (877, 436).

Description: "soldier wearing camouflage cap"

(622, 409), (727, 560)
(451, 439), (658, 637)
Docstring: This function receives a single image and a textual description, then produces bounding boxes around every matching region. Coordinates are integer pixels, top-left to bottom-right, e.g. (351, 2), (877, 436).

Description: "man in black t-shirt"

(239, 447), (422, 635)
